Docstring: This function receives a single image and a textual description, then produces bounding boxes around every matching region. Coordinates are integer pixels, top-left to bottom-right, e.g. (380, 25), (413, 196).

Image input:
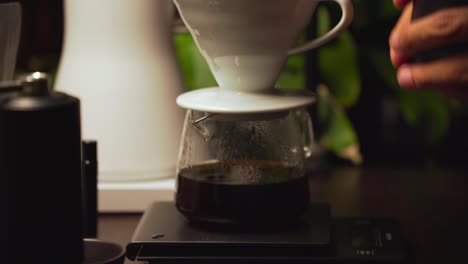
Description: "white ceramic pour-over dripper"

(174, 0), (353, 113)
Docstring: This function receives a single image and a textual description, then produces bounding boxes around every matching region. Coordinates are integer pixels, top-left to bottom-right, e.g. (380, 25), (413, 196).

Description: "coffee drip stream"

(173, 0), (353, 226)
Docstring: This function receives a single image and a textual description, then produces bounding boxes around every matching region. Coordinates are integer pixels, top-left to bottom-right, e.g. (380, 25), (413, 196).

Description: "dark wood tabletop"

(98, 168), (468, 264)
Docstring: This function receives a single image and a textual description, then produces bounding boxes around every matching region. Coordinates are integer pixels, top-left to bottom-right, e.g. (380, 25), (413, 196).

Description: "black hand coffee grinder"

(0, 72), (83, 263)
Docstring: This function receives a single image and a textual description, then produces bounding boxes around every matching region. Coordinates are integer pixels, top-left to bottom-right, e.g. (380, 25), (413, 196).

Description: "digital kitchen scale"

(127, 202), (411, 263)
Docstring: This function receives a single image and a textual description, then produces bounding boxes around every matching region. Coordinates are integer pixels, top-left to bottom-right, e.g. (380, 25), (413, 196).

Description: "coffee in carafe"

(176, 160), (310, 226)
(175, 110), (315, 226)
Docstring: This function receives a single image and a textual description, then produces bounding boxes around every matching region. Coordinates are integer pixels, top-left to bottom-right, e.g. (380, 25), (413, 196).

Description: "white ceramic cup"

(174, 0), (354, 93)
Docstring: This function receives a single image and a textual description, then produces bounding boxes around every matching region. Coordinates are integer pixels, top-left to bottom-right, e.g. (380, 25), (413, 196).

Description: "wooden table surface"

(98, 168), (468, 264)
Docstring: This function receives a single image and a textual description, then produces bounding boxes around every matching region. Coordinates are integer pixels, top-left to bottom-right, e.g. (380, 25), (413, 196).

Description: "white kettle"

(56, 0), (185, 181)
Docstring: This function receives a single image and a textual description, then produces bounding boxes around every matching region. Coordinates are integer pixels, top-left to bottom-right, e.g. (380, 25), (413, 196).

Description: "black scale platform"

(126, 202), (410, 264)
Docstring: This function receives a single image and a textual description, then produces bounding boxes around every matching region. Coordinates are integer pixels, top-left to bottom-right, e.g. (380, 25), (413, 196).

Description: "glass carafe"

(176, 108), (315, 226)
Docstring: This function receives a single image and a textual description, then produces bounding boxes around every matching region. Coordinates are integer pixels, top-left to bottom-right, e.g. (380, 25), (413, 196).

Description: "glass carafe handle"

(296, 109), (316, 158)
(288, 0), (354, 55)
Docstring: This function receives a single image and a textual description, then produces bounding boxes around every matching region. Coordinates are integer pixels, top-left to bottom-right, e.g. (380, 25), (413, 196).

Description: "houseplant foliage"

(315, 0), (461, 166)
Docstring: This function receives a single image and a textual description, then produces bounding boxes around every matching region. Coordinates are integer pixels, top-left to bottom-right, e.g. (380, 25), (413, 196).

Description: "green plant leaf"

(317, 85), (362, 164)
(317, 4), (331, 36)
(351, 0), (399, 31)
(174, 34), (218, 91)
(399, 90), (450, 144)
(367, 50), (400, 91)
(317, 7), (361, 107)
(276, 53), (306, 91)
(379, 0), (400, 18)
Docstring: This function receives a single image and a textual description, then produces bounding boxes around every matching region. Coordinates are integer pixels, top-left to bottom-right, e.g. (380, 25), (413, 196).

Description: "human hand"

(389, 1), (468, 98)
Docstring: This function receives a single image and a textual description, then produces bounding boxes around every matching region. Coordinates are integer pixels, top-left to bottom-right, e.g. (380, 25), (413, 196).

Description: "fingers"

(390, 6), (468, 58)
(389, 3), (413, 66)
(397, 53), (468, 89)
(390, 1), (468, 98)
(390, 49), (409, 67)
(393, 0), (411, 10)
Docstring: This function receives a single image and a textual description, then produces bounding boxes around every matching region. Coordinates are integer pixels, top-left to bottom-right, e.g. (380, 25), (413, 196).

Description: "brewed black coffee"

(176, 160), (310, 226)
